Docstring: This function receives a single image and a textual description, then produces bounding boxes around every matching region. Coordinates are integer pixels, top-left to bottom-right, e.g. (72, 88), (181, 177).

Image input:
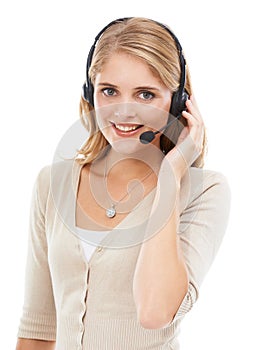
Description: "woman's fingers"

(184, 97), (203, 124)
(166, 95), (205, 178)
(182, 96), (204, 142)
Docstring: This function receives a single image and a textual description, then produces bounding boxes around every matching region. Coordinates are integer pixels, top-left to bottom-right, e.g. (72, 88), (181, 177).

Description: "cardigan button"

(96, 246), (103, 252)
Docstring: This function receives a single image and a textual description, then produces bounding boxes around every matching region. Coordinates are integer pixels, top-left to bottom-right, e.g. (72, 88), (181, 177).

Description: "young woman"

(16, 17), (231, 350)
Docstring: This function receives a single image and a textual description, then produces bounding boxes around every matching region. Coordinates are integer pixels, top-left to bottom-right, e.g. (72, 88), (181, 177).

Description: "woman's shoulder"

(33, 159), (79, 197)
(35, 158), (79, 182)
(179, 166), (231, 213)
(32, 159), (80, 215)
(187, 166), (230, 188)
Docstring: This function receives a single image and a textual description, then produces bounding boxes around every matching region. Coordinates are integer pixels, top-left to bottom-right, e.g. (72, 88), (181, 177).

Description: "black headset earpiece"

(82, 80), (94, 106)
(82, 43), (97, 106)
(170, 89), (189, 117)
(82, 17), (189, 116)
(163, 26), (189, 118)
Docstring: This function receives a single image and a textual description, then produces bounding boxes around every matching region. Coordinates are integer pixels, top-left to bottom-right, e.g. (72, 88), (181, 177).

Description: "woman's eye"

(102, 88), (116, 96)
(139, 91), (154, 100)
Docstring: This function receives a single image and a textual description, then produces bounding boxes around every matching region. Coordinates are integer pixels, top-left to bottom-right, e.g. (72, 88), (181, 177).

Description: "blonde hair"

(75, 17), (207, 166)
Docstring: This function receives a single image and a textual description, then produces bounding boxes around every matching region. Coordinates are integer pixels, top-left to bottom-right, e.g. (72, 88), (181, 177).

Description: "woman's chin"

(110, 138), (145, 155)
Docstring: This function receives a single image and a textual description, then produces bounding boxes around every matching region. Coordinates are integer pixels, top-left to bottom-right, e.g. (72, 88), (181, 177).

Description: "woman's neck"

(103, 146), (165, 180)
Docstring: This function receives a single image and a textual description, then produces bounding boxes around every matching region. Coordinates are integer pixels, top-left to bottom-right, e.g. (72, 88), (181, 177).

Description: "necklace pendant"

(106, 206), (116, 218)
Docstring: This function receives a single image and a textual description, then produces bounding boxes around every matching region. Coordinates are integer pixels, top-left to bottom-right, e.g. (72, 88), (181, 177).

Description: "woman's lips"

(111, 122), (143, 137)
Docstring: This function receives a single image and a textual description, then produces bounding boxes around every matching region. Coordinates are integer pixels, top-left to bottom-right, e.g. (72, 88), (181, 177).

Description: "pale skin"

(16, 52), (204, 348)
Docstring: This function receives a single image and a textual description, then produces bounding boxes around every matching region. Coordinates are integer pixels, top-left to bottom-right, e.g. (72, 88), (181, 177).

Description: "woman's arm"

(16, 338), (55, 350)
(133, 166), (189, 329)
(17, 166), (56, 341)
(133, 96), (206, 329)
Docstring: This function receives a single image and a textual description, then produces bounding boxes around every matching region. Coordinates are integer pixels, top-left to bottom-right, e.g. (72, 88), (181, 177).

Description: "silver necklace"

(104, 156), (153, 219)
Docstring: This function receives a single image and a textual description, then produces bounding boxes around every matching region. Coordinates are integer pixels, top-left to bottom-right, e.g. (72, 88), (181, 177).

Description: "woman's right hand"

(164, 95), (205, 181)
(16, 338), (55, 350)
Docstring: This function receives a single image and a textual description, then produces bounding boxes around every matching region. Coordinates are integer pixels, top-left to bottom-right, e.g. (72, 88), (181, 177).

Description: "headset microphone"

(139, 114), (182, 144)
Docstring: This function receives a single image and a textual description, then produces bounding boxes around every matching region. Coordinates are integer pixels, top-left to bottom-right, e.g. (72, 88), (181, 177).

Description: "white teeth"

(115, 124), (139, 132)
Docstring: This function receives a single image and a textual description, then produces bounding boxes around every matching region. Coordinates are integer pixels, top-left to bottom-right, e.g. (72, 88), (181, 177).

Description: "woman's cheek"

(95, 105), (114, 129)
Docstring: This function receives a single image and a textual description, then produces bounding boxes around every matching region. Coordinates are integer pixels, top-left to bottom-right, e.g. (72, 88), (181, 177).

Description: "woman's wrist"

(159, 153), (183, 187)
(151, 159), (181, 223)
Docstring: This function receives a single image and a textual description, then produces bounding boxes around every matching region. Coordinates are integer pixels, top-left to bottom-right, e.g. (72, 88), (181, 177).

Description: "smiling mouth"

(111, 122), (143, 133)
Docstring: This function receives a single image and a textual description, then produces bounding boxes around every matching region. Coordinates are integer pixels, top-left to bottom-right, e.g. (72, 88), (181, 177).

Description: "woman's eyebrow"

(97, 82), (118, 87)
(97, 82), (161, 91)
(134, 86), (161, 91)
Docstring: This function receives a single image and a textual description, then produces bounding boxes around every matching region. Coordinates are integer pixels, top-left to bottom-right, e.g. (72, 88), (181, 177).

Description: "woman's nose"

(114, 102), (138, 119)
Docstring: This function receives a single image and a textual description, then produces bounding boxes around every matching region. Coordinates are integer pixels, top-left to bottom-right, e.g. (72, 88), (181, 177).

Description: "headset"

(82, 17), (189, 118)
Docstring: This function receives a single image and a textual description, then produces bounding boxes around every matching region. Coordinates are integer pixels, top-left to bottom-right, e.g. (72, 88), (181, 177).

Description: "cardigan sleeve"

(17, 165), (56, 341)
(168, 170), (231, 325)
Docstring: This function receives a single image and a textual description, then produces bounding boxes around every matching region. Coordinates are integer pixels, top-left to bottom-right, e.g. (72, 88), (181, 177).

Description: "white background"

(1, 0), (255, 349)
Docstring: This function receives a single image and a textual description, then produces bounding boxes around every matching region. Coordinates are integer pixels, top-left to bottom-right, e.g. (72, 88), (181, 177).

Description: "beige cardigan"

(17, 159), (231, 349)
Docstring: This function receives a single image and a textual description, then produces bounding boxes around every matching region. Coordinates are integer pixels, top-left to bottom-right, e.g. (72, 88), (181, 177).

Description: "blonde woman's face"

(93, 52), (172, 154)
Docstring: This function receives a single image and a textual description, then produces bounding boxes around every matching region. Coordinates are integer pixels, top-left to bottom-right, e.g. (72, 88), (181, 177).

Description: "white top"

(75, 226), (110, 262)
